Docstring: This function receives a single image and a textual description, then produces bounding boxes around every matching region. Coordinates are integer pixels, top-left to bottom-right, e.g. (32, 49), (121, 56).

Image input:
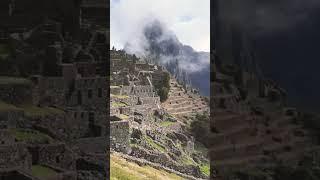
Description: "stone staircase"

(162, 78), (209, 116)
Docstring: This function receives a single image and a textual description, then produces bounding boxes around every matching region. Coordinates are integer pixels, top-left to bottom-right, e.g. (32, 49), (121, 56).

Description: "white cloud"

(110, 0), (210, 52)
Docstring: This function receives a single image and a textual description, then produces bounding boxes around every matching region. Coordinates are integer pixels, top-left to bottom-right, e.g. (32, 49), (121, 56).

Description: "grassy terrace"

(110, 94), (129, 99)
(111, 154), (183, 180)
(117, 114), (129, 120)
(9, 128), (54, 144)
(0, 76), (31, 85)
(0, 101), (21, 112)
(21, 105), (65, 118)
(144, 135), (166, 153)
(200, 163), (210, 176)
(31, 165), (58, 179)
(111, 102), (128, 108)
(0, 101), (64, 118)
(160, 121), (176, 127)
(0, 44), (10, 59)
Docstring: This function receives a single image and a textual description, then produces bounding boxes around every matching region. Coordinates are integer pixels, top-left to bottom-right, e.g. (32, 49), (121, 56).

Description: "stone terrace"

(162, 78), (209, 116)
(211, 105), (313, 175)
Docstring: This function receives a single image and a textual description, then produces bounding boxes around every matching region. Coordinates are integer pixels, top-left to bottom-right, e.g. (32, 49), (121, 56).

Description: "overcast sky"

(110, 0), (210, 52)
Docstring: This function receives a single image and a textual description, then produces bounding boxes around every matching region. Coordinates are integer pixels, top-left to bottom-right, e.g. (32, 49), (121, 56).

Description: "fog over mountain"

(124, 19), (210, 96)
(216, 0), (320, 112)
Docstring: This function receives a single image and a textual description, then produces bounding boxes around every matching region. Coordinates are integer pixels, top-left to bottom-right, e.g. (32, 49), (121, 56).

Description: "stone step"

(166, 97), (192, 104)
(166, 105), (195, 112)
(166, 101), (194, 109)
(171, 110), (194, 115)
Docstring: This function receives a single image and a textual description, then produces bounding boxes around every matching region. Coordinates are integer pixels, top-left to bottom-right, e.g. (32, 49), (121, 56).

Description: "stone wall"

(0, 143), (31, 170)
(35, 77), (67, 107)
(110, 121), (130, 153)
(74, 137), (107, 154)
(29, 113), (68, 140)
(69, 77), (107, 110)
(0, 83), (33, 105)
(0, 110), (24, 129)
(0, 130), (15, 145)
(38, 143), (75, 171)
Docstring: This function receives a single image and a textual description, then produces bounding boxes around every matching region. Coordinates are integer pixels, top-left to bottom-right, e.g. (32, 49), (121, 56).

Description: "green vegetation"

(31, 165), (58, 179)
(111, 94), (129, 99)
(111, 102), (128, 108)
(0, 76), (31, 85)
(180, 154), (196, 166)
(0, 101), (21, 112)
(155, 72), (170, 102)
(111, 154), (183, 180)
(199, 163), (210, 176)
(190, 113), (211, 147)
(160, 121), (175, 127)
(0, 44), (10, 59)
(9, 128), (54, 144)
(21, 105), (65, 118)
(144, 135), (166, 153)
(118, 114), (129, 120)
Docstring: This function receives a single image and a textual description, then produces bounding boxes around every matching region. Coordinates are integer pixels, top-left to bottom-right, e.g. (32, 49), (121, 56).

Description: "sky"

(110, 0), (210, 52)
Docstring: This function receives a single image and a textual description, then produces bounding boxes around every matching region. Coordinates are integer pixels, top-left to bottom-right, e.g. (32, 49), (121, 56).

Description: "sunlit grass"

(144, 136), (166, 153)
(111, 154), (183, 180)
(20, 105), (65, 118)
(9, 128), (54, 144)
(31, 165), (58, 179)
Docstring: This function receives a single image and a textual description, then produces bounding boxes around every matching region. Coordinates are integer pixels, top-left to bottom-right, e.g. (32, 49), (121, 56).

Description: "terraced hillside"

(210, 61), (318, 179)
(110, 50), (210, 179)
(163, 78), (209, 116)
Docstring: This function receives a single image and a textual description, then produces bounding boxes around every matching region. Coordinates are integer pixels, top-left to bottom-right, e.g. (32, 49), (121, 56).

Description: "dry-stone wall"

(0, 130), (15, 144)
(0, 143), (31, 170)
(0, 83), (33, 105)
(0, 110), (24, 129)
(38, 143), (75, 171)
(110, 121), (130, 153)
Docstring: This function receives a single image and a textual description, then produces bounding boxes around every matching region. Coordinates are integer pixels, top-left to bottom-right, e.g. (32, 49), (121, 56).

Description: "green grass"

(111, 154), (183, 180)
(0, 76), (31, 85)
(0, 101), (22, 112)
(111, 102), (128, 108)
(160, 121), (176, 127)
(0, 44), (10, 59)
(117, 114), (129, 120)
(31, 165), (58, 179)
(180, 154), (196, 166)
(194, 141), (208, 154)
(111, 94), (129, 99)
(20, 105), (65, 118)
(199, 163), (210, 176)
(9, 128), (54, 144)
(144, 136), (166, 153)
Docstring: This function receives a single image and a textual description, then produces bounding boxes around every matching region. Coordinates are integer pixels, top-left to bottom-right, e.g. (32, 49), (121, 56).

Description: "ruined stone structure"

(110, 120), (130, 153)
(109, 49), (210, 179)
(0, 0), (109, 179)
